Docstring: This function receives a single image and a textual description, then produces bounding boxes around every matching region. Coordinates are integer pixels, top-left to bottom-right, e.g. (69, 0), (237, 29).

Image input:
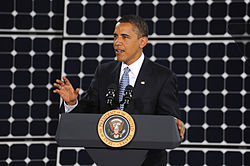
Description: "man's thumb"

(75, 88), (80, 94)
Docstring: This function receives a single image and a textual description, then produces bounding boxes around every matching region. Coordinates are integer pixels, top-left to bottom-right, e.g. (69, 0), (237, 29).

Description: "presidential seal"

(97, 110), (135, 147)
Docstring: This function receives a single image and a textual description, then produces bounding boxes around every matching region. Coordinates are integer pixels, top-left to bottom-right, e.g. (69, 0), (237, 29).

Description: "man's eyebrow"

(121, 34), (130, 37)
(113, 33), (130, 36)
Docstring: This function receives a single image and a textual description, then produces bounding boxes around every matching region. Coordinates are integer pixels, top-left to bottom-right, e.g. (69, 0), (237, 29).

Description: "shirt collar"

(120, 53), (145, 76)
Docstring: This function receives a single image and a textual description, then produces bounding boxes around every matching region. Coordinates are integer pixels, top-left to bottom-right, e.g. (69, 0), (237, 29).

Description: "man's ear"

(139, 37), (148, 49)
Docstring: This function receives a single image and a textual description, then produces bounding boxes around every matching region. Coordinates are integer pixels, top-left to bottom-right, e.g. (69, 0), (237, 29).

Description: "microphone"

(121, 85), (133, 107)
(105, 84), (117, 107)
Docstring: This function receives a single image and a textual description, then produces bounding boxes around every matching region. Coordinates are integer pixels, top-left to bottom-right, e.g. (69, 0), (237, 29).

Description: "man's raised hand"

(53, 76), (80, 105)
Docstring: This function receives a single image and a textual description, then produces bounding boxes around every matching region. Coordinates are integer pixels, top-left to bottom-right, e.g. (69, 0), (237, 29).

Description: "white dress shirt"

(119, 53), (144, 87)
(64, 53), (145, 113)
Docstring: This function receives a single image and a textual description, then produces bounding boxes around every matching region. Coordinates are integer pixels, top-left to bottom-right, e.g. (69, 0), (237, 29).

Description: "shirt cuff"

(64, 100), (78, 113)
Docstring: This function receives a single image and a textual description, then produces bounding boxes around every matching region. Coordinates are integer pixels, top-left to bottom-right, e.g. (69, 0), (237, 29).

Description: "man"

(54, 15), (185, 166)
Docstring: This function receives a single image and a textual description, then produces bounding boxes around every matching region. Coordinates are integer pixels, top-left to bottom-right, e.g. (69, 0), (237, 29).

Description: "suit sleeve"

(157, 72), (181, 119)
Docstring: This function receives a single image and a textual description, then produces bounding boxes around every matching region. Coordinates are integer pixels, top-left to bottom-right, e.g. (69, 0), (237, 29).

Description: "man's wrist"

(64, 100), (78, 113)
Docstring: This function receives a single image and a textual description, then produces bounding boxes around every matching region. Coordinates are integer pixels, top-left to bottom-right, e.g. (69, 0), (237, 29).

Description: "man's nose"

(114, 37), (122, 45)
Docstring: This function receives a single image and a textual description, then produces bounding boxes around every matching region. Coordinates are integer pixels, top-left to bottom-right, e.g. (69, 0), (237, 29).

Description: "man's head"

(113, 15), (148, 65)
(118, 15), (149, 38)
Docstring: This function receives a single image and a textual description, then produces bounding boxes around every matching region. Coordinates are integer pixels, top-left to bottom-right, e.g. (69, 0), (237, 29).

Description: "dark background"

(0, 0), (250, 165)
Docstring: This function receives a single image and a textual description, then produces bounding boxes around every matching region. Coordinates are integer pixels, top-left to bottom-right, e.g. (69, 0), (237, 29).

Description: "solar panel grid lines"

(63, 0), (250, 38)
(56, 147), (95, 166)
(0, 141), (58, 166)
(0, 34), (62, 138)
(57, 146), (250, 166)
(62, 39), (250, 146)
(0, 0), (64, 32)
(0, 0), (250, 165)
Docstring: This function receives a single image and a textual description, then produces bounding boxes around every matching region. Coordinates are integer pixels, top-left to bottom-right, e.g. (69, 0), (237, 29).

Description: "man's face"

(113, 22), (148, 65)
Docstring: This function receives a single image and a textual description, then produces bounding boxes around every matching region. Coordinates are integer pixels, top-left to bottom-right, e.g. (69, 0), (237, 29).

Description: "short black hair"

(118, 15), (148, 38)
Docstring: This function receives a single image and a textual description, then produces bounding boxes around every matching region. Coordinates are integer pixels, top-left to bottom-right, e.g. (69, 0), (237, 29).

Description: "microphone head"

(124, 85), (133, 95)
(125, 85), (133, 91)
(122, 85), (133, 107)
(106, 83), (117, 107)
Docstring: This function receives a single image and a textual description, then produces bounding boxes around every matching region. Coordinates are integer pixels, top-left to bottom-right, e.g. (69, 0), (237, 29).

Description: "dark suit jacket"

(60, 57), (181, 165)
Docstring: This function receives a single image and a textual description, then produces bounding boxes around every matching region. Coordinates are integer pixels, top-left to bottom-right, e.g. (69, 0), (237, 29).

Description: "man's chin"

(116, 55), (125, 62)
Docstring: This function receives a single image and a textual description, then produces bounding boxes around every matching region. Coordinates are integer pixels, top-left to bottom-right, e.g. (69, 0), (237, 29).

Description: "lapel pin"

(141, 81), (145, 85)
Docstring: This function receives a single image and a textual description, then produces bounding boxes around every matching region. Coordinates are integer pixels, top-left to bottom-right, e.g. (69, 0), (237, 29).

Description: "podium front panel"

(56, 113), (181, 149)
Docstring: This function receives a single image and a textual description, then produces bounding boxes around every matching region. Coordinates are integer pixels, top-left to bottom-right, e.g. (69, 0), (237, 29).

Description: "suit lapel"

(133, 58), (152, 98)
(110, 61), (121, 87)
(110, 61), (121, 105)
(107, 59), (152, 110)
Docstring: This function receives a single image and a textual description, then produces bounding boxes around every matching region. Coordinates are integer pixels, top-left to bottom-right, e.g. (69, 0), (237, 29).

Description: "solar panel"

(57, 147), (250, 166)
(0, 0), (64, 32)
(64, 0), (250, 37)
(0, 35), (62, 138)
(0, 0), (249, 165)
(0, 142), (57, 165)
(62, 40), (249, 145)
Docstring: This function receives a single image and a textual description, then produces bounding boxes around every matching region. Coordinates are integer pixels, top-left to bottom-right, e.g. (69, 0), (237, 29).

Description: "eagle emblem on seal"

(108, 118), (126, 139)
(98, 110), (135, 147)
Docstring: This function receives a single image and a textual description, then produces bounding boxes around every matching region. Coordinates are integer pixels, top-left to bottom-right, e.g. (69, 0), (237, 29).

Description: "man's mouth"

(115, 49), (125, 54)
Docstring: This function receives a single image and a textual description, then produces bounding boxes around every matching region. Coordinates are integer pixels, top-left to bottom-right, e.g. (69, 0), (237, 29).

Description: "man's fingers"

(56, 79), (65, 86)
(175, 119), (185, 140)
(180, 131), (183, 139)
(53, 77), (79, 103)
(177, 120), (180, 129)
(53, 83), (62, 89)
(75, 88), (80, 94)
(63, 76), (71, 86)
(176, 118), (181, 130)
(181, 122), (185, 139)
(53, 89), (61, 94)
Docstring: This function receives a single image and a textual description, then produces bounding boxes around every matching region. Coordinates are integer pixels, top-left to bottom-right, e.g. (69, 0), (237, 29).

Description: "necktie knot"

(123, 67), (130, 75)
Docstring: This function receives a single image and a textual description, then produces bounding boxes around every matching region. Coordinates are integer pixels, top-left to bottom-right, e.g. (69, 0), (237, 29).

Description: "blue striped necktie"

(119, 67), (130, 110)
